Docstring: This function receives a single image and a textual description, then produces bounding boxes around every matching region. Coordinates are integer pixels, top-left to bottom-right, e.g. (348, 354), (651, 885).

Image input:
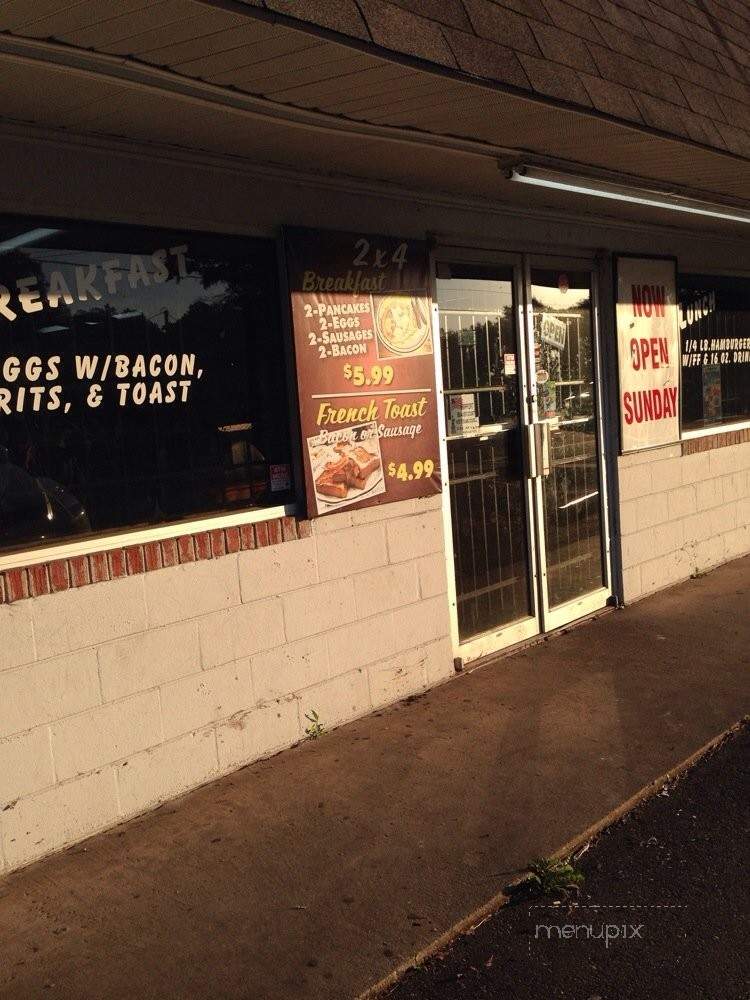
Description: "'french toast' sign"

(616, 256), (681, 453)
(285, 227), (441, 517)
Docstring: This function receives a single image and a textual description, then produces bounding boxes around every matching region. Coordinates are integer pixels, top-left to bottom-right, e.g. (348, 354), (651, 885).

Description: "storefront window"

(679, 273), (750, 433)
(0, 217), (293, 553)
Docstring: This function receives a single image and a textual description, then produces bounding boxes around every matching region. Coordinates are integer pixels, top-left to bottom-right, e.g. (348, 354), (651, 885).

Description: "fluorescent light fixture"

(0, 228), (61, 254)
(508, 166), (750, 225)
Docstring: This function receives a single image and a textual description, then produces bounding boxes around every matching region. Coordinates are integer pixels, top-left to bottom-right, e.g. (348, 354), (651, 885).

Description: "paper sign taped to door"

(448, 393), (479, 435)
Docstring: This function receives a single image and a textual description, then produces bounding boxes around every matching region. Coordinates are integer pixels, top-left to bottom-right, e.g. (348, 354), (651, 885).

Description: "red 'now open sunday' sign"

(616, 257), (681, 453)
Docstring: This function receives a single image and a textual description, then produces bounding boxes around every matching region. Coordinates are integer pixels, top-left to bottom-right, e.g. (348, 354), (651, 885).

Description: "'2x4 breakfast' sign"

(615, 256), (681, 453)
(284, 226), (441, 518)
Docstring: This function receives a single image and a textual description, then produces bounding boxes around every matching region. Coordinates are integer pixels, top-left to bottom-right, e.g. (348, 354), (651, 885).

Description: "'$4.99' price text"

(387, 459), (435, 482)
(343, 363), (394, 387)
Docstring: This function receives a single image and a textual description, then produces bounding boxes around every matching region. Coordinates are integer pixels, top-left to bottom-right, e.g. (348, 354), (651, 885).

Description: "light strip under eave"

(508, 165), (750, 225)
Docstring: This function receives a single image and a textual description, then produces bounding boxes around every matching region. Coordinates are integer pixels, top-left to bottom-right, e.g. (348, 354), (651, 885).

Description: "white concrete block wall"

(0, 496), (452, 873)
(618, 441), (750, 603)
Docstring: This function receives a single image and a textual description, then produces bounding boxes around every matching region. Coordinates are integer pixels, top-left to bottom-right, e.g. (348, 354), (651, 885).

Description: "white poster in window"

(448, 393), (479, 436)
(616, 257), (680, 452)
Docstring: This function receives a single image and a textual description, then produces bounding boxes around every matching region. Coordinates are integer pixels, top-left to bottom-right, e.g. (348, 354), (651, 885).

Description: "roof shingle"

(259, 0), (750, 159)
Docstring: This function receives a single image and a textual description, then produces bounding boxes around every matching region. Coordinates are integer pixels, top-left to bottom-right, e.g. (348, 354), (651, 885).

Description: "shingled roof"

(252, 0), (750, 160)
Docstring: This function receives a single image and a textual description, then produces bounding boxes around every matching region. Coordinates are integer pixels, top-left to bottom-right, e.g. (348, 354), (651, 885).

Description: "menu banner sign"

(285, 227), (441, 517)
(616, 257), (680, 452)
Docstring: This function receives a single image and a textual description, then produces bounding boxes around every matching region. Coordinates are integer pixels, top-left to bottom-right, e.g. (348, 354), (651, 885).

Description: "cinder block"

(386, 510), (444, 563)
(682, 509), (715, 546)
(709, 446), (739, 477)
(115, 729), (218, 817)
(621, 565), (643, 604)
(1, 768), (119, 870)
(216, 699), (300, 772)
(693, 535), (726, 574)
(350, 498), (418, 524)
(680, 452), (714, 484)
(695, 478), (723, 511)
(650, 519), (684, 559)
(736, 497), (750, 527)
(667, 485), (697, 520)
(0, 727), (54, 804)
(283, 579), (357, 642)
(144, 557), (240, 629)
(0, 603), (35, 673)
(722, 472), (745, 503)
(724, 525), (750, 559)
(650, 457), (683, 491)
(422, 636), (455, 686)
(51, 691), (162, 781)
(160, 659), (253, 741)
(251, 634), (329, 701)
(368, 646), (429, 708)
(297, 668), (370, 728)
(617, 464), (653, 501)
(238, 537), (318, 602)
(640, 549), (691, 596)
(311, 511), (354, 534)
(98, 622), (200, 702)
(1, 650), (100, 739)
(620, 444), (681, 469)
(327, 611), (395, 674)
(415, 494), (443, 512)
(618, 499), (639, 536)
(354, 562), (420, 618)
(620, 529), (655, 571)
(32, 576), (148, 661)
(635, 492), (669, 529)
(392, 594), (451, 652)
(711, 503), (737, 537)
(316, 523), (388, 582)
(417, 552), (448, 598)
(198, 598), (285, 670)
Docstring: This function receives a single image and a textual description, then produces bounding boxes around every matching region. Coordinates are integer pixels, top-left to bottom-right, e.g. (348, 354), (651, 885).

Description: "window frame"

(0, 214), (302, 572)
(0, 502), (298, 572)
(678, 265), (750, 442)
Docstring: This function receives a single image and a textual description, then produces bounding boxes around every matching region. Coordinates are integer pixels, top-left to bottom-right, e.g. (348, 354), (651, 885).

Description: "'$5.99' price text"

(343, 363), (394, 387)
(387, 459), (435, 482)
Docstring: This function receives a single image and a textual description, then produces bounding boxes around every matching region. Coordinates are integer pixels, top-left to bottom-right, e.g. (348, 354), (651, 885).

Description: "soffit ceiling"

(0, 0), (749, 237)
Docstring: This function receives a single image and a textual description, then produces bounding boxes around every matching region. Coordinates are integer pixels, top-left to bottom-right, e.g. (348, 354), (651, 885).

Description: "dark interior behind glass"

(0, 217), (293, 553)
(680, 273), (750, 432)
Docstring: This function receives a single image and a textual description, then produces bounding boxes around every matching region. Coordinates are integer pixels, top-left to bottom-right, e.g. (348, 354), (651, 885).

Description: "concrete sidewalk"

(1, 558), (749, 1000)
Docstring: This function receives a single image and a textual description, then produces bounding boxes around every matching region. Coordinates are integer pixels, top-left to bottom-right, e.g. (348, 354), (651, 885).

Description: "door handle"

(526, 422), (552, 478)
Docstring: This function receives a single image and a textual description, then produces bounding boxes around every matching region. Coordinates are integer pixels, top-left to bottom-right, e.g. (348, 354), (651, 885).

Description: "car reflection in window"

(0, 447), (90, 545)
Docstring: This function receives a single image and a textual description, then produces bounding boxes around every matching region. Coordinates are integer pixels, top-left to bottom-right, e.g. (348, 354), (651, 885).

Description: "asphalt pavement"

(387, 721), (750, 1000)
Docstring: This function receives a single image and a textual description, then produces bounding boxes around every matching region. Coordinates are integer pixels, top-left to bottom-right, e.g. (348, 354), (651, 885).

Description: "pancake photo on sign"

(374, 294), (432, 359)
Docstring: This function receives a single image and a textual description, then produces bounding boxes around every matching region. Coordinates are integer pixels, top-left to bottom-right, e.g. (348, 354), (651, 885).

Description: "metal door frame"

(433, 247), (613, 663)
(432, 246), (541, 663)
(522, 255), (612, 634)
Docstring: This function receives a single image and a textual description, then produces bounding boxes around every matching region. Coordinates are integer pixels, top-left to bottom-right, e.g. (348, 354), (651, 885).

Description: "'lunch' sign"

(284, 227), (441, 518)
(616, 257), (681, 453)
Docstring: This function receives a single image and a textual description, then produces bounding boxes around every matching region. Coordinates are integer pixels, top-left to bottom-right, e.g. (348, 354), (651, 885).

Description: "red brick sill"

(0, 516), (312, 605)
(682, 427), (750, 455)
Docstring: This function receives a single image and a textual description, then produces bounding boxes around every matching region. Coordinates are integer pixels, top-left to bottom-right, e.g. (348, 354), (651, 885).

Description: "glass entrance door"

(436, 254), (610, 659)
(436, 260), (539, 653)
(526, 266), (610, 630)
